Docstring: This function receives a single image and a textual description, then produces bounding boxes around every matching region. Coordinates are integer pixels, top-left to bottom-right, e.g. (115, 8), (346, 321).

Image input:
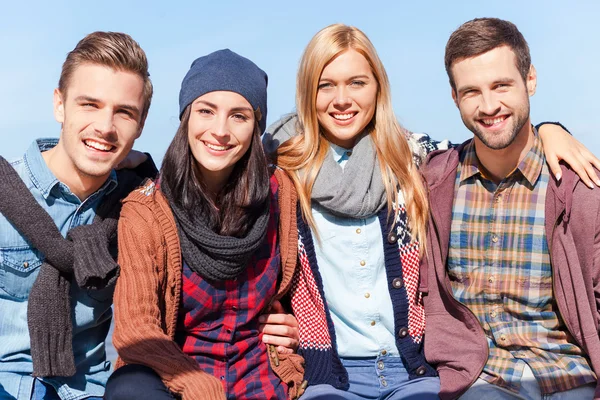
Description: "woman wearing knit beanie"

(263, 24), (592, 399)
(104, 49), (305, 400)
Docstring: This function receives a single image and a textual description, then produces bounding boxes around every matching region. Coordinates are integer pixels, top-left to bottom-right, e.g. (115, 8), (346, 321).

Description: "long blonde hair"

(275, 23), (428, 245)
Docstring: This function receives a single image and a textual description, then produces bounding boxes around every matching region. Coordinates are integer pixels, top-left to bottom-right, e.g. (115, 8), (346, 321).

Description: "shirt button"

(381, 350), (387, 355)
(381, 378), (388, 387)
(488, 275), (495, 284)
(499, 334), (507, 342)
(226, 329), (232, 334)
(356, 228), (361, 234)
(490, 310), (497, 318)
(416, 366), (427, 376)
(364, 293), (370, 298)
(23, 262), (29, 268)
(398, 327), (409, 338)
(370, 321), (376, 326)
(232, 306), (238, 311)
(495, 194), (502, 203)
(491, 234), (499, 243)
(377, 361), (384, 370)
(392, 278), (403, 289)
(346, 151), (352, 157)
(360, 260), (366, 266)
(220, 376), (225, 380)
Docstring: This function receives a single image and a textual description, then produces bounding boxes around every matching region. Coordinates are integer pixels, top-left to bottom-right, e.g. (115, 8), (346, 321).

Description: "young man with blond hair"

(422, 18), (599, 400)
(0, 32), (155, 400)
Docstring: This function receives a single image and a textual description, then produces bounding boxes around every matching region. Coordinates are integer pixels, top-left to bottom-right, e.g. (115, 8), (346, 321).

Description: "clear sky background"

(1, 0), (598, 163)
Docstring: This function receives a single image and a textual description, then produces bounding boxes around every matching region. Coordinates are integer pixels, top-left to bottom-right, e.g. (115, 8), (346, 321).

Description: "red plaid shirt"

(175, 177), (287, 399)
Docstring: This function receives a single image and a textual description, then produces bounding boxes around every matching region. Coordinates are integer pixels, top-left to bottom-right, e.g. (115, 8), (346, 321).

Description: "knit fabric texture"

(178, 49), (268, 132)
(112, 169), (304, 400)
(0, 155), (154, 377)
(289, 190), (436, 389)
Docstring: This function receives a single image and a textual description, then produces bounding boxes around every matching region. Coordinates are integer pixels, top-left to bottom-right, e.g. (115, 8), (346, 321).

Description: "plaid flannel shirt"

(447, 133), (596, 394)
(175, 178), (287, 399)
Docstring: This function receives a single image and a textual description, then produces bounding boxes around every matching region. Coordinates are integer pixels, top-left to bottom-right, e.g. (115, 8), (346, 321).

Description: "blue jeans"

(459, 363), (596, 400)
(301, 355), (440, 399)
(31, 379), (102, 400)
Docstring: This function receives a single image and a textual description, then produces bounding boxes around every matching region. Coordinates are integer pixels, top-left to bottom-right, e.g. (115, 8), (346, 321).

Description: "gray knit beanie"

(179, 49), (268, 132)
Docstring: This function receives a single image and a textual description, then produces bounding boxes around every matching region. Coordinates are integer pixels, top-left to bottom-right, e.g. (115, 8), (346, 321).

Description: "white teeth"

(84, 140), (112, 151)
(332, 113), (355, 120)
(482, 116), (506, 126)
(205, 142), (230, 151)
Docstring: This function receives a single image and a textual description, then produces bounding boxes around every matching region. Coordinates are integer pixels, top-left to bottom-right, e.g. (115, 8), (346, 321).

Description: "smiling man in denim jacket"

(0, 32), (155, 400)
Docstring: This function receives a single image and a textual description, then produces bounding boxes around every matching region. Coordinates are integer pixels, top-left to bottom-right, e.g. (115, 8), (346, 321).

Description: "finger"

(261, 334), (298, 350)
(258, 323), (298, 339)
(258, 313), (298, 327)
(568, 157), (594, 189)
(546, 153), (562, 182)
(277, 346), (294, 354)
(579, 149), (600, 185)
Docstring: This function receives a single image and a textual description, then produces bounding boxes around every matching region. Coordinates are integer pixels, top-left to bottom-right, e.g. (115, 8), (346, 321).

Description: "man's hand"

(116, 150), (148, 170)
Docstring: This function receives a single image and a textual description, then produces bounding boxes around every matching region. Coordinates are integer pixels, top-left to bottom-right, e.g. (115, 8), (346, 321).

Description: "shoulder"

(120, 180), (170, 224)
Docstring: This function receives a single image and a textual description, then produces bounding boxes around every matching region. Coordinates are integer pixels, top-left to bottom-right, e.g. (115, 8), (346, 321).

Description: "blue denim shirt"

(311, 143), (398, 358)
(0, 139), (117, 400)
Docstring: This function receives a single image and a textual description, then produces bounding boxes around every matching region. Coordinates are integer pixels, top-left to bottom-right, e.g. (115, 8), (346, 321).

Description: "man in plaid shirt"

(421, 18), (600, 400)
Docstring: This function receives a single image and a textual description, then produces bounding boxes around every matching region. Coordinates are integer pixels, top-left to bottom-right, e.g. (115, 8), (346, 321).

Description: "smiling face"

(315, 49), (378, 148)
(187, 91), (256, 190)
(53, 63), (145, 182)
(451, 45), (536, 150)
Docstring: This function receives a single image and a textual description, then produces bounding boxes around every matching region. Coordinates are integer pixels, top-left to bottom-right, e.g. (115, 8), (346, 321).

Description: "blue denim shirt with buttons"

(0, 139), (117, 400)
(311, 142), (398, 358)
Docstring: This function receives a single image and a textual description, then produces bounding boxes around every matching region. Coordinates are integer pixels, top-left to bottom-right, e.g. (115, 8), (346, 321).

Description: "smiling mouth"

(479, 115), (509, 127)
(331, 112), (357, 121)
(84, 139), (115, 152)
(203, 141), (234, 151)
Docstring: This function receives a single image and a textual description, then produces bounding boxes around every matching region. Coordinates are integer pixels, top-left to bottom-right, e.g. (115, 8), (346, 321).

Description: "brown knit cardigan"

(112, 169), (304, 400)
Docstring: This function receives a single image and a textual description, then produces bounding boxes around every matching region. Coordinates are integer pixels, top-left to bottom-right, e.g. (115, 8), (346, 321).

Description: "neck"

(42, 143), (110, 200)
(474, 121), (534, 184)
(199, 168), (233, 204)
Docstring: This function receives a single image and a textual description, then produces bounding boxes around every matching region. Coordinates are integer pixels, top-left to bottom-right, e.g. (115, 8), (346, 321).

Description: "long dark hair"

(160, 106), (270, 237)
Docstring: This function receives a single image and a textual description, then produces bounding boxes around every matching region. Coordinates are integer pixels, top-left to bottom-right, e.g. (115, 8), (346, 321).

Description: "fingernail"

(262, 335), (269, 343)
(556, 173), (561, 181)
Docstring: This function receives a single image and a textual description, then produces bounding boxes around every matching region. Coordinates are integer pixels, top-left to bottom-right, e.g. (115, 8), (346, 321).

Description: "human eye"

(81, 103), (97, 109)
(318, 82), (333, 90)
(232, 113), (250, 122)
(118, 109), (134, 118)
(197, 108), (213, 115)
(350, 80), (366, 87)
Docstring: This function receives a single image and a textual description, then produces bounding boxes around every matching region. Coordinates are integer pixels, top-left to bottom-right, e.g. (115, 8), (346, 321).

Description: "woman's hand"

(258, 300), (299, 354)
(538, 123), (600, 188)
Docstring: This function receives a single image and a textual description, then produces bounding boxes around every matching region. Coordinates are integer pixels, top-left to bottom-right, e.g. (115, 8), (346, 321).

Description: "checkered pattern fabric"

(175, 176), (287, 399)
(448, 135), (596, 394)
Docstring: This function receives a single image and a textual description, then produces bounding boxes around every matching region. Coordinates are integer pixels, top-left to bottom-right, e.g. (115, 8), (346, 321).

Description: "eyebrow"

(457, 78), (517, 94)
(319, 74), (372, 82)
(193, 99), (253, 113)
(74, 96), (141, 117)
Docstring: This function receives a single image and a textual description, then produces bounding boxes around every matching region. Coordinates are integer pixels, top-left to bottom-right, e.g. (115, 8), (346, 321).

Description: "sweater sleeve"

(406, 131), (454, 168)
(594, 198), (600, 334)
(113, 199), (225, 400)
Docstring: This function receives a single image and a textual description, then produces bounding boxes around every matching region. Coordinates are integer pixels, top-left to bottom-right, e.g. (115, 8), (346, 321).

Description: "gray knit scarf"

(265, 113), (387, 218)
(0, 156), (145, 377)
(161, 181), (270, 281)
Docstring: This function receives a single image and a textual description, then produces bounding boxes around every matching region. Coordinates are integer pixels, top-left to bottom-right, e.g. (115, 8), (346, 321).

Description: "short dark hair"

(445, 18), (531, 90)
(59, 31), (153, 122)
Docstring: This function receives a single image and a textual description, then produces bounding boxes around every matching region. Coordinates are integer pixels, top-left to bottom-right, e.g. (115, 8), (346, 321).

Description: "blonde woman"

(264, 24), (597, 399)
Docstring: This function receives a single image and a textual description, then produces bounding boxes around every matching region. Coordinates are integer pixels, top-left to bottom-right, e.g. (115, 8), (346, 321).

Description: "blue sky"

(1, 0), (598, 162)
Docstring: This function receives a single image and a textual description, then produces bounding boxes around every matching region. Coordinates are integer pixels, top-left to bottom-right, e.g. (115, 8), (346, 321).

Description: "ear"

(451, 87), (459, 108)
(53, 88), (65, 124)
(526, 64), (537, 96)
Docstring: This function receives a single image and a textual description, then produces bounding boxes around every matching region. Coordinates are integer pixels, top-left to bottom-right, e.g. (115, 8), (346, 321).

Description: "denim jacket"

(0, 139), (117, 400)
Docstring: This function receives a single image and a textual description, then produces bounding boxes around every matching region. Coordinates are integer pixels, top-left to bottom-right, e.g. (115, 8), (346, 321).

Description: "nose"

(479, 91), (501, 116)
(211, 113), (230, 139)
(333, 86), (352, 108)
(94, 108), (116, 136)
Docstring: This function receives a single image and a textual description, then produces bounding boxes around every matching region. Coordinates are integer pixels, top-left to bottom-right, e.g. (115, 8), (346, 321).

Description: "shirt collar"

(23, 138), (118, 201)
(459, 128), (544, 187)
(329, 141), (352, 165)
